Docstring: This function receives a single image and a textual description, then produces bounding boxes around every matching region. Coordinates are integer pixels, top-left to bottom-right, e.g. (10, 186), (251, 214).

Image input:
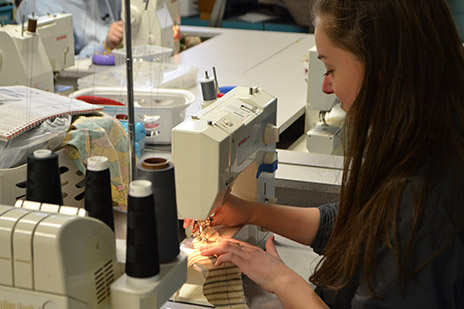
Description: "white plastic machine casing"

(306, 46), (337, 113)
(172, 86), (279, 221)
(122, 0), (174, 50)
(0, 24), (53, 91)
(306, 46), (345, 155)
(110, 252), (187, 309)
(35, 13), (75, 72)
(0, 204), (119, 308)
(0, 13), (74, 91)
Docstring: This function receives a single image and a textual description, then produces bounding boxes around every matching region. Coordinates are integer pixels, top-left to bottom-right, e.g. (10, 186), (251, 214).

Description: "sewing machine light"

(173, 23), (181, 41)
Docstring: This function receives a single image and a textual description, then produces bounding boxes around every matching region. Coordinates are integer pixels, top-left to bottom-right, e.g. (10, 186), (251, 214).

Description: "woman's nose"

(322, 76), (334, 94)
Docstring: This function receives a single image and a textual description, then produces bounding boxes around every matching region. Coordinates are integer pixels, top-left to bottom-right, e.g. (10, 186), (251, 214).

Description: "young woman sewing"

(194, 0), (464, 307)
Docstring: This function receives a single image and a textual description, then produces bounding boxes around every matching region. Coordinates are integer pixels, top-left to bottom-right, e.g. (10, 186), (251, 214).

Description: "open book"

(0, 86), (104, 141)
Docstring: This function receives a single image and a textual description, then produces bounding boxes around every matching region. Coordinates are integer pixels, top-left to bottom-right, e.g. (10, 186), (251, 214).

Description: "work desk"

(63, 26), (314, 134)
(175, 25), (314, 133)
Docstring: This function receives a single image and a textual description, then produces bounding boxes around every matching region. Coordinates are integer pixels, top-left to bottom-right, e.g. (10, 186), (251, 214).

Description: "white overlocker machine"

(306, 46), (346, 155)
(34, 13), (75, 73)
(0, 203), (120, 308)
(172, 86), (279, 244)
(0, 13), (74, 91)
(0, 199), (188, 309)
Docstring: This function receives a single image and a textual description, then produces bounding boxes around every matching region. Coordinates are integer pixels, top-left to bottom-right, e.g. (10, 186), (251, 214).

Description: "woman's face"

(314, 22), (364, 112)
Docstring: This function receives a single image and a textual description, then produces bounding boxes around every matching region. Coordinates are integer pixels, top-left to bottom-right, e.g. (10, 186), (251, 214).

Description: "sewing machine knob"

(264, 123), (279, 144)
(263, 151), (277, 164)
(129, 5), (142, 26)
(147, 34), (156, 44)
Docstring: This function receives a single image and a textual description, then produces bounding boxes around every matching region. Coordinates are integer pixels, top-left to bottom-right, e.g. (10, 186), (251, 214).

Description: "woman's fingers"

(183, 219), (192, 229)
(199, 236), (289, 294)
(265, 235), (279, 257)
(200, 239), (245, 255)
(182, 219), (199, 233)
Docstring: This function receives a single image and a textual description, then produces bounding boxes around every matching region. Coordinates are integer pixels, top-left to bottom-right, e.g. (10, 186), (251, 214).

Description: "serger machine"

(0, 203), (120, 308)
(0, 199), (188, 309)
(306, 46), (346, 155)
(172, 86), (279, 244)
(0, 13), (74, 91)
(34, 13), (75, 73)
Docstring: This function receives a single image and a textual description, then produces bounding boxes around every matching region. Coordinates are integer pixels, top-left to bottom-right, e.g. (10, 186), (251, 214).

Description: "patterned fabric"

(62, 112), (130, 210)
(188, 227), (248, 309)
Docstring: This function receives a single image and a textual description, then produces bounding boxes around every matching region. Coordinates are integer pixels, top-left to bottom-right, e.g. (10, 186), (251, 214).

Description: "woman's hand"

(183, 194), (256, 232)
(182, 219), (198, 232)
(200, 235), (296, 294)
(210, 194), (255, 227)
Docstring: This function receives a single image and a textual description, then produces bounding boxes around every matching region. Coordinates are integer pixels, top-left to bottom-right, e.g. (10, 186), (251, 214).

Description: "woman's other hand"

(200, 235), (295, 294)
(183, 194), (256, 232)
(209, 194), (255, 227)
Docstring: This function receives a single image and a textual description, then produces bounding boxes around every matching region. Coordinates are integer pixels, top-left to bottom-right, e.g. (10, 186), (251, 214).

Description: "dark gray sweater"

(312, 175), (464, 308)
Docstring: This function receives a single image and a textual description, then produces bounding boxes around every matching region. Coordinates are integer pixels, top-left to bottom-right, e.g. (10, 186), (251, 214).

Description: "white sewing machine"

(172, 86), (279, 243)
(0, 13), (74, 92)
(171, 86), (278, 306)
(306, 46), (345, 155)
(122, 0), (176, 51)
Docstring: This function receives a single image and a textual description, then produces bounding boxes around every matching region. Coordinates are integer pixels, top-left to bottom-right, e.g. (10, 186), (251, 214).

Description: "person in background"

(16, 0), (123, 58)
(191, 0), (464, 307)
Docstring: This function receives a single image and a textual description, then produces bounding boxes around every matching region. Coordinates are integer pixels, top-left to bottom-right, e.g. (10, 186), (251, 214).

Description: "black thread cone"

(136, 157), (180, 263)
(126, 180), (160, 278)
(26, 150), (63, 205)
(84, 157), (114, 231)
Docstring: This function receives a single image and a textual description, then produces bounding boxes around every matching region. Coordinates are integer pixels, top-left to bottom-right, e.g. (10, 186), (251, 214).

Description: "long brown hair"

(310, 0), (464, 293)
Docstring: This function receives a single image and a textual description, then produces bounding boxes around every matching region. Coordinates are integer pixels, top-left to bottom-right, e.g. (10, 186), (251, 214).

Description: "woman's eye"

(323, 70), (334, 76)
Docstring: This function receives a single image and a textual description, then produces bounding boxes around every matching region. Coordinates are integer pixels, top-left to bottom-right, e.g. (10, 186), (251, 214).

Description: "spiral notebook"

(0, 86), (104, 141)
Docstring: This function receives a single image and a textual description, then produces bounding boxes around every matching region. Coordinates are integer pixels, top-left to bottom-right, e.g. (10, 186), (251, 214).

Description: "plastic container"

(112, 45), (173, 66)
(77, 62), (198, 90)
(70, 87), (196, 144)
(0, 148), (84, 207)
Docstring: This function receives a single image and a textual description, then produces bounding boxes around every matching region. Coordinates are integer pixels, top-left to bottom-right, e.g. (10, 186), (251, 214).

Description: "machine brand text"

(238, 136), (250, 147)
(0, 300), (37, 309)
